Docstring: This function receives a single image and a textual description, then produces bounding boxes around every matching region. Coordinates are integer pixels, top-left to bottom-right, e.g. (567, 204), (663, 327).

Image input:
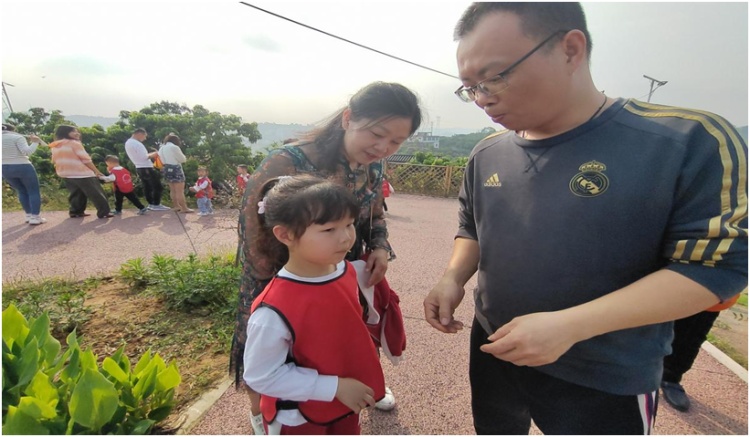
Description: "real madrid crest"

(569, 160), (609, 197)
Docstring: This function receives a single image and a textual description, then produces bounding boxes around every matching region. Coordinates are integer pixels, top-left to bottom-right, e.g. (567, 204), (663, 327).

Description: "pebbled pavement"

(3, 196), (747, 435)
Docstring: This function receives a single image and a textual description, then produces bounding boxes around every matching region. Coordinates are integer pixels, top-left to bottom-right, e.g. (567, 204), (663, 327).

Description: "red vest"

(251, 262), (385, 425)
(382, 180), (391, 198)
(196, 176), (214, 199)
(110, 167), (134, 193)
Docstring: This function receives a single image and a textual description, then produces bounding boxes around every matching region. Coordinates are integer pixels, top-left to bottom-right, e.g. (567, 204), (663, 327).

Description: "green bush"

(121, 253), (239, 317)
(2, 279), (94, 337)
(2, 305), (181, 434)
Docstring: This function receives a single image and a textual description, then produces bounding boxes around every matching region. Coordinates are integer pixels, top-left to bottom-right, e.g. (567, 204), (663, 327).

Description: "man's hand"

(365, 248), (389, 286)
(335, 377), (375, 414)
(479, 311), (581, 367)
(424, 277), (465, 333)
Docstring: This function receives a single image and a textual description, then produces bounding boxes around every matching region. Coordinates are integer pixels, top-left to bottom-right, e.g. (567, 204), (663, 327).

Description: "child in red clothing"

(236, 164), (250, 193)
(100, 155), (148, 215)
(189, 166), (214, 216)
(243, 175), (385, 435)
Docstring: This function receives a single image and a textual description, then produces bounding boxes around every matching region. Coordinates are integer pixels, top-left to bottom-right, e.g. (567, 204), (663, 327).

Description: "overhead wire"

(238, 2), (459, 80)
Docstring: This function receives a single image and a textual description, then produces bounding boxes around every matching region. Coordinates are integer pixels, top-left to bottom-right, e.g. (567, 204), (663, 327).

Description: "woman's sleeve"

(176, 145), (187, 164)
(14, 136), (37, 156)
(363, 168), (395, 260)
(73, 141), (93, 164)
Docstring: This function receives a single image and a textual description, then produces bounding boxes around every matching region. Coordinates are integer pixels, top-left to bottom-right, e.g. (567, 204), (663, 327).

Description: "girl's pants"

(197, 197), (213, 214)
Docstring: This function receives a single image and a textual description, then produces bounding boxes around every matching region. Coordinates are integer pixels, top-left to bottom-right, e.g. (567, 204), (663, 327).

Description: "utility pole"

(643, 75), (668, 102)
(2, 82), (15, 119)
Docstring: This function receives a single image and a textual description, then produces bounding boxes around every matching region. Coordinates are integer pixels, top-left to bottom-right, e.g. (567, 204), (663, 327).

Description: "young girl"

(243, 174), (385, 435)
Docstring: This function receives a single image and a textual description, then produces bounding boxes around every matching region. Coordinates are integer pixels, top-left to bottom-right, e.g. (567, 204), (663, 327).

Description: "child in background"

(243, 175), (385, 435)
(100, 155), (148, 215)
(236, 164), (251, 193)
(189, 166), (214, 216)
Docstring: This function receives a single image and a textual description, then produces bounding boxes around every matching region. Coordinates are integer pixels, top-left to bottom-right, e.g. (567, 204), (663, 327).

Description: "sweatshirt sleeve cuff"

(310, 375), (338, 402)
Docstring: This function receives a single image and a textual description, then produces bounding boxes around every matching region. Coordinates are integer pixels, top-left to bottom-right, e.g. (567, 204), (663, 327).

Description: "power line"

(238, 2), (459, 80)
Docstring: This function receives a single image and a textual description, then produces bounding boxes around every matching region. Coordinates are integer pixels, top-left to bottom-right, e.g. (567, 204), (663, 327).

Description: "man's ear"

(561, 29), (587, 68)
(273, 225), (295, 246)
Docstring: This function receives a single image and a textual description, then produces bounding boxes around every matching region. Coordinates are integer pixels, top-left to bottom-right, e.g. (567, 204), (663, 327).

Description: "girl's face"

(288, 215), (356, 269)
(68, 129), (81, 140)
(342, 111), (413, 166)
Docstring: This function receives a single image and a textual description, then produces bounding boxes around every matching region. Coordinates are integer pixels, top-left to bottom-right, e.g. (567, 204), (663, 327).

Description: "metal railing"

(387, 163), (465, 198)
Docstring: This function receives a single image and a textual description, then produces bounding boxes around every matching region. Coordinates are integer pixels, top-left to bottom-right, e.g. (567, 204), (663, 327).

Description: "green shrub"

(120, 253), (240, 317)
(2, 279), (93, 337)
(2, 305), (181, 435)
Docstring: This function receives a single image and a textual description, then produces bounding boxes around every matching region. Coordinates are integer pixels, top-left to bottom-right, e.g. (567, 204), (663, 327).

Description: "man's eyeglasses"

(454, 30), (570, 103)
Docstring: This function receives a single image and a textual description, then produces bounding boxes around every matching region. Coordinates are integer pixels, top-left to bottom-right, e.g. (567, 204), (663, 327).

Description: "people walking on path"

(424, 3), (747, 435)
(49, 125), (112, 219)
(100, 155), (148, 216)
(2, 123), (47, 225)
(124, 128), (170, 211)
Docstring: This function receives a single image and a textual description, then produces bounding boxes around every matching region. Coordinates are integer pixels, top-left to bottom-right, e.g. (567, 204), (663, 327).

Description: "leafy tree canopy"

(5, 101), (265, 184)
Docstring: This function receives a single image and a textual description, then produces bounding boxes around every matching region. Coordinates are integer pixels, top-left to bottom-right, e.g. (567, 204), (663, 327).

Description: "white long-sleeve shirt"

(158, 142), (186, 165)
(124, 137), (153, 168)
(2, 131), (39, 165)
(243, 264), (344, 427)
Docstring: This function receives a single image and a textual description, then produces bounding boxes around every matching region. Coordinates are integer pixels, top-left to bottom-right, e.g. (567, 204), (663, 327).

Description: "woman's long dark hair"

(252, 174), (360, 269)
(301, 82), (422, 173)
(54, 125), (78, 140)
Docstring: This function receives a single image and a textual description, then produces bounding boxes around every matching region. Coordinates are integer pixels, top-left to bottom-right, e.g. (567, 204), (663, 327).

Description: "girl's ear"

(272, 225), (295, 246)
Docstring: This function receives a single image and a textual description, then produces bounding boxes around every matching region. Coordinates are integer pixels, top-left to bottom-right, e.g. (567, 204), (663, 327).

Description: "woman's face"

(68, 129), (81, 140)
(342, 111), (413, 166)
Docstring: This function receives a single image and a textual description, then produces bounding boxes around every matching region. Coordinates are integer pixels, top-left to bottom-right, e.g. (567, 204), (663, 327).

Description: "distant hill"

(68, 115), (119, 128)
(64, 115), (749, 151)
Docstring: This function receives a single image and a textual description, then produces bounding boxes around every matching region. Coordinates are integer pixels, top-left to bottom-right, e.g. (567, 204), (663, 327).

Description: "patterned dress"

(229, 143), (394, 384)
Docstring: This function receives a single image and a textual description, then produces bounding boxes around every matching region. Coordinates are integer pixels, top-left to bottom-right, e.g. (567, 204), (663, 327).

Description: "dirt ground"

(712, 304), (748, 363)
(74, 280), (229, 431)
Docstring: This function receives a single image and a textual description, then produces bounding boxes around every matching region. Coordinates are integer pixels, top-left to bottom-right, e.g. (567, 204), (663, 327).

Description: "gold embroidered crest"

(569, 160), (609, 197)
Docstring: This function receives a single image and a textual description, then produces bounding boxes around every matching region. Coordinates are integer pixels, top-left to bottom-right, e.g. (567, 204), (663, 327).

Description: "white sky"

(2, 1), (748, 130)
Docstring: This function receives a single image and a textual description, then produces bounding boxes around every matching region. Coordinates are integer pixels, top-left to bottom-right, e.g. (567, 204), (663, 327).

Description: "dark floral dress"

(229, 143), (394, 384)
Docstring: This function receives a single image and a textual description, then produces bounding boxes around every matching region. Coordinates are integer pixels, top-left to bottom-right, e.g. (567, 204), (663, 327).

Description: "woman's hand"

(366, 248), (389, 286)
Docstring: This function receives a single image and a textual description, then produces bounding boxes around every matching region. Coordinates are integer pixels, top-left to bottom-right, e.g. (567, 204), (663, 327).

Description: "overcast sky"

(2, 1), (748, 131)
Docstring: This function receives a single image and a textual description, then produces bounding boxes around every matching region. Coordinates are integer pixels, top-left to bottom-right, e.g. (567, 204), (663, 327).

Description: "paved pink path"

(3, 195), (747, 435)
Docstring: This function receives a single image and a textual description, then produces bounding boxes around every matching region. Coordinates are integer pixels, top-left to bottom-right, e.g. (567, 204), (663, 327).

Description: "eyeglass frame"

(454, 29), (571, 103)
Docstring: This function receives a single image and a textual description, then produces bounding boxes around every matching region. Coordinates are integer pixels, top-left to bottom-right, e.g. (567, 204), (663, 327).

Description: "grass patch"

(707, 332), (748, 368)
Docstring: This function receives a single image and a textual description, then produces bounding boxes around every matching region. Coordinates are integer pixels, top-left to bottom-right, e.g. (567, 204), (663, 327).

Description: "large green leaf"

(79, 348), (98, 371)
(130, 418), (156, 434)
(2, 305), (29, 349)
(132, 364), (157, 401)
(14, 337), (40, 388)
(69, 368), (119, 431)
(24, 370), (59, 410)
(133, 349), (152, 375)
(59, 349), (80, 384)
(2, 405), (50, 435)
(155, 362), (181, 391)
(18, 396), (57, 420)
(102, 357), (129, 384)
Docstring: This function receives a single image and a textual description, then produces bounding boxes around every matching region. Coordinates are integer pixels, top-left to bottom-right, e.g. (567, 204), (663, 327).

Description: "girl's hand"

(335, 378), (375, 414)
(366, 248), (389, 286)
